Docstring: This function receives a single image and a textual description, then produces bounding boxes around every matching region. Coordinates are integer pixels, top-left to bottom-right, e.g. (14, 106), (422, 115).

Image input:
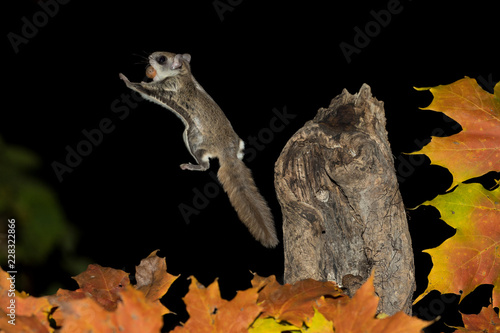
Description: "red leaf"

(72, 264), (130, 311)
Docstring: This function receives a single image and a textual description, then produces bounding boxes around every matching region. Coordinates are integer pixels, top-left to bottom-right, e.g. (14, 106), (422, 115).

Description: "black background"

(3, 0), (498, 331)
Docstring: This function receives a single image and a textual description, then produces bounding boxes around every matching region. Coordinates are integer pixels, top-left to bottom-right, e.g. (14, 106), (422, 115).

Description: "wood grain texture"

(274, 84), (415, 315)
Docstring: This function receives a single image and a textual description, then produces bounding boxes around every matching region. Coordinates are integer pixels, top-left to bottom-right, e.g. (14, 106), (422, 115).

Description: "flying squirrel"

(119, 52), (278, 248)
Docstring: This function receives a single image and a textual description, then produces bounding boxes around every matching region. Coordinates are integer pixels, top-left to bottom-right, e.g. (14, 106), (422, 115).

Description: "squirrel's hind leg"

(180, 149), (211, 171)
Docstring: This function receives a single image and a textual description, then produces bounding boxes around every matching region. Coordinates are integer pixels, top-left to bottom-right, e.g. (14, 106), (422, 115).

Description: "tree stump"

(274, 84), (415, 315)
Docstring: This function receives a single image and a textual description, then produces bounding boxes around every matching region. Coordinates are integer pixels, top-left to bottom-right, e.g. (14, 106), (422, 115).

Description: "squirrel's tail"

(218, 156), (278, 248)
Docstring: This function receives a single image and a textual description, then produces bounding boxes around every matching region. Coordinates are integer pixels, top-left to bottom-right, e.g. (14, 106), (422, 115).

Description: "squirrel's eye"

(157, 56), (166, 64)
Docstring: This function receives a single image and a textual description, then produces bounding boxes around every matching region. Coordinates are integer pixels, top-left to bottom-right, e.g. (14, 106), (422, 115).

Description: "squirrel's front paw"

(119, 73), (130, 83)
(180, 163), (207, 171)
(180, 163), (194, 170)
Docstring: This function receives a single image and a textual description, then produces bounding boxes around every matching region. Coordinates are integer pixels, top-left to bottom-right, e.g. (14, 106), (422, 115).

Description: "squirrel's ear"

(171, 53), (191, 69)
(182, 53), (191, 63)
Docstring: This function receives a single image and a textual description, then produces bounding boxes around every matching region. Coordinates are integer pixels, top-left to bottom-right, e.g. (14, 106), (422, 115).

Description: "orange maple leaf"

(453, 305), (500, 332)
(411, 77), (500, 189)
(172, 276), (262, 333)
(47, 288), (87, 326)
(114, 286), (165, 333)
(57, 285), (165, 333)
(52, 252), (174, 332)
(0, 267), (53, 332)
(318, 273), (430, 333)
(1, 252), (179, 332)
(214, 288), (263, 333)
(252, 274), (344, 327)
(57, 296), (116, 333)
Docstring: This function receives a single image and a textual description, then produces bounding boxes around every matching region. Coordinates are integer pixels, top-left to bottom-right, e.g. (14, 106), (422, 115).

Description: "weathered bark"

(274, 84), (415, 315)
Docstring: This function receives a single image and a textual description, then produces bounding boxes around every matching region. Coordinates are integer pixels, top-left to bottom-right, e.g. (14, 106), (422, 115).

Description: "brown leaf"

(135, 249), (179, 314)
(252, 274), (344, 327)
(72, 264), (130, 311)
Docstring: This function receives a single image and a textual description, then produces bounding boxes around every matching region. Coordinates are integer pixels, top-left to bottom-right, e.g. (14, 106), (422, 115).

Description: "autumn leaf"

(56, 285), (164, 333)
(249, 317), (302, 333)
(14, 291), (54, 331)
(0, 267), (53, 332)
(135, 249), (179, 315)
(410, 77), (500, 189)
(47, 288), (87, 326)
(172, 276), (263, 333)
(318, 273), (430, 333)
(413, 183), (500, 308)
(0, 315), (51, 333)
(250, 273), (428, 332)
(318, 273), (379, 332)
(72, 264), (130, 311)
(0, 251), (179, 332)
(371, 312), (434, 333)
(58, 296), (116, 333)
(172, 277), (226, 333)
(306, 308), (334, 333)
(214, 288), (263, 333)
(114, 286), (165, 333)
(252, 274), (344, 327)
(249, 310), (333, 333)
(453, 305), (500, 332)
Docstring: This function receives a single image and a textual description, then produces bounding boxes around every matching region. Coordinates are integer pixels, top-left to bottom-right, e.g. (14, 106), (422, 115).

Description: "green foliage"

(0, 136), (85, 287)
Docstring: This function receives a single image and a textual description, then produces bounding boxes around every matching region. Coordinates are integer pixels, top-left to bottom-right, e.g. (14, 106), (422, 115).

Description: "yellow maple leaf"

(249, 317), (302, 333)
(306, 309), (334, 333)
(413, 183), (500, 309)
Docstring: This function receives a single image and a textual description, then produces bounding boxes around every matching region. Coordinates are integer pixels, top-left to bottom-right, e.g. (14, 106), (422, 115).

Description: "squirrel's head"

(148, 52), (191, 82)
